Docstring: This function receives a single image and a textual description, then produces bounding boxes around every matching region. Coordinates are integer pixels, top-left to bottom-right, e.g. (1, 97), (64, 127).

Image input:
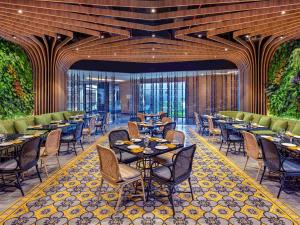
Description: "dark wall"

(71, 60), (237, 73)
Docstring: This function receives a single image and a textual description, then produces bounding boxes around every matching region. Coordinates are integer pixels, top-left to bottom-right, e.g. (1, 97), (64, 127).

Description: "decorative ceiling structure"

(0, 0), (299, 114)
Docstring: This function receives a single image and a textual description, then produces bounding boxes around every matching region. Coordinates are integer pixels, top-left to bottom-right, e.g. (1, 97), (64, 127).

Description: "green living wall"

(267, 40), (300, 119)
(0, 39), (34, 119)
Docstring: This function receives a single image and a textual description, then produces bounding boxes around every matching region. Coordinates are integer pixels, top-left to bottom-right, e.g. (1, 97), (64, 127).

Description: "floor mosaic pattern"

(0, 130), (299, 224)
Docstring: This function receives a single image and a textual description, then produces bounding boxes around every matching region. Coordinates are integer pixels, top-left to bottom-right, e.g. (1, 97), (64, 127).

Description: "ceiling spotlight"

(100, 35), (105, 39)
(57, 34), (61, 39)
(198, 34), (202, 38)
(280, 36), (284, 40)
(17, 9), (23, 14)
(245, 35), (250, 39)
(225, 48), (228, 51)
(184, 52), (188, 55)
(152, 34), (156, 38)
(152, 48), (155, 51)
(151, 8), (156, 13)
(75, 48), (79, 51)
(152, 55), (155, 59)
(281, 11), (286, 15)
(88, 55), (91, 58)
(113, 52), (117, 56)
(12, 35), (17, 39)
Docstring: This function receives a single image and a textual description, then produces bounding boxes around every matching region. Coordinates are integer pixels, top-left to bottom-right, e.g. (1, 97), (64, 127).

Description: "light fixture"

(245, 35), (250, 39)
(152, 48), (155, 51)
(198, 34), (202, 38)
(12, 35), (17, 39)
(152, 55), (155, 59)
(113, 52), (117, 56)
(100, 35), (105, 39)
(281, 11), (286, 15)
(152, 34), (156, 38)
(88, 55), (91, 58)
(151, 8), (156, 13)
(17, 9), (23, 14)
(75, 48), (79, 51)
(280, 36), (284, 40)
(184, 52), (188, 55)
(57, 34), (61, 39)
(225, 48), (228, 51)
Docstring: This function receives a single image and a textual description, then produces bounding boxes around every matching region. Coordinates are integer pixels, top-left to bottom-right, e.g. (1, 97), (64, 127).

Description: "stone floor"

(0, 124), (299, 216)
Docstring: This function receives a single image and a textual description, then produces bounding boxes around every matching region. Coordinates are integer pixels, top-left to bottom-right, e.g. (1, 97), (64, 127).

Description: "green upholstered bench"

(219, 111), (300, 136)
(0, 111), (85, 135)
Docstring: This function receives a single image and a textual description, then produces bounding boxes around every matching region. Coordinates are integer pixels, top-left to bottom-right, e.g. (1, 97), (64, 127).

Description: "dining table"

(137, 121), (166, 136)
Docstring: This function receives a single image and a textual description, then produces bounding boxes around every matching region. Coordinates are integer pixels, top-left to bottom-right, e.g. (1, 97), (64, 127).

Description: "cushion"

(258, 116), (271, 127)
(63, 111), (72, 120)
(252, 115), (262, 124)
(243, 114), (253, 122)
(292, 123), (300, 135)
(52, 112), (65, 121)
(252, 130), (276, 135)
(271, 120), (288, 132)
(235, 112), (244, 120)
(14, 120), (28, 134)
(0, 123), (8, 134)
(35, 115), (51, 125)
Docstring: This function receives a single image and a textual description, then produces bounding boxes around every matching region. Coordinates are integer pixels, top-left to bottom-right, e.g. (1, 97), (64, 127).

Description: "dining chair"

(108, 129), (140, 164)
(159, 112), (167, 120)
(0, 137), (42, 196)
(103, 112), (110, 132)
(40, 129), (62, 177)
(199, 115), (209, 135)
(137, 113), (145, 122)
(60, 121), (84, 155)
(96, 145), (145, 210)
(207, 117), (221, 141)
(162, 122), (176, 139)
(219, 123), (243, 155)
(148, 144), (197, 215)
(95, 114), (105, 134)
(194, 112), (201, 133)
(241, 131), (263, 180)
(82, 116), (96, 142)
(259, 138), (300, 198)
(128, 121), (140, 139)
(154, 130), (185, 166)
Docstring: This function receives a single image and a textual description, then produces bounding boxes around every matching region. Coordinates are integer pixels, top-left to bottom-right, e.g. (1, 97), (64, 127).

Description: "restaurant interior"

(0, 1), (300, 224)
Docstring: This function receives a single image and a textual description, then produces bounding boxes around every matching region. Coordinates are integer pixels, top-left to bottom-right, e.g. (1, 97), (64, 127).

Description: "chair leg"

(255, 163), (263, 180)
(115, 186), (124, 211)
(260, 166), (266, 184)
(277, 174), (286, 198)
(41, 159), (49, 177)
(73, 142), (77, 156)
(146, 176), (152, 201)
(168, 186), (175, 216)
(140, 177), (146, 202)
(226, 142), (231, 156)
(188, 177), (194, 200)
(219, 140), (223, 151)
(15, 173), (24, 196)
(243, 156), (249, 171)
(80, 140), (84, 151)
(56, 153), (61, 168)
(36, 165), (42, 183)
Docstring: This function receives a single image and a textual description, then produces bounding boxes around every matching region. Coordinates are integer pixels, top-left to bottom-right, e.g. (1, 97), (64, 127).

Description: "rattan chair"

(137, 113), (145, 122)
(219, 123), (243, 155)
(194, 112), (201, 133)
(0, 137), (42, 196)
(259, 138), (300, 198)
(199, 115), (209, 135)
(148, 144), (196, 215)
(95, 114), (105, 134)
(96, 145), (145, 210)
(82, 116), (96, 142)
(60, 121), (84, 155)
(103, 112), (110, 132)
(128, 121), (140, 139)
(207, 116), (221, 141)
(108, 130), (140, 164)
(161, 122), (176, 139)
(154, 130), (185, 166)
(159, 112), (167, 120)
(241, 131), (263, 180)
(40, 129), (62, 177)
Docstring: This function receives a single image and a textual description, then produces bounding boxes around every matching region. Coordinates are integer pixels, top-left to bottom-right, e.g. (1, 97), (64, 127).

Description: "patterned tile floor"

(0, 125), (299, 224)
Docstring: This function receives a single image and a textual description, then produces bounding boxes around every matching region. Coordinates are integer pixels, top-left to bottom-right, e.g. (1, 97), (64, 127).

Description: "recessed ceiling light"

(198, 34), (202, 38)
(57, 34), (61, 39)
(100, 35), (105, 39)
(152, 48), (155, 51)
(225, 48), (228, 51)
(152, 34), (156, 38)
(281, 11), (286, 15)
(12, 35), (17, 39)
(280, 36), (284, 40)
(113, 52), (117, 56)
(75, 48), (79, 51)
(245, 35), (250, 39)
(17, 9), (23, 14)
(184, 52), (188, 55)
(88, 55), (90, 58)
(151, 8), (156, 13)
(152, 55), (155, 59)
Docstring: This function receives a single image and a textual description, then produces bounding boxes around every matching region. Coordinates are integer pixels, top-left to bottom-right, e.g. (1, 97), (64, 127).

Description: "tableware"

(155, 145), (168, 150)
(0, 142), (13, 146)
(22, 135), (34, 139)
(156, 138), (167, 143)
(294, 135), (300, 139)
(131, 138), (142, 143)
(127, 145), (141, 150)
(261, 135), (272, 139)
(282, 143), (296, 147)
(115, 140), (124, 145)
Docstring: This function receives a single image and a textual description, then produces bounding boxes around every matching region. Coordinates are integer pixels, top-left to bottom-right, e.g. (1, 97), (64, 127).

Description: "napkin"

(123, 141), (133, 145)
(287, 146), (300, 151)
(131, 148), (144, 153)
(149, 137), (159, 141)
(162, 144), (176, 148)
